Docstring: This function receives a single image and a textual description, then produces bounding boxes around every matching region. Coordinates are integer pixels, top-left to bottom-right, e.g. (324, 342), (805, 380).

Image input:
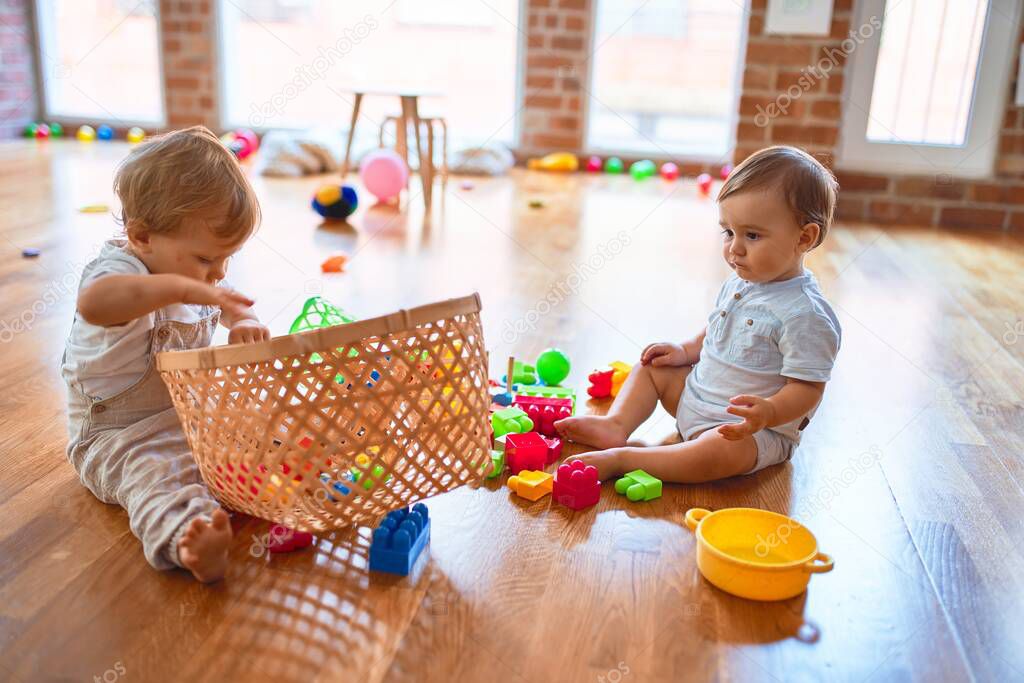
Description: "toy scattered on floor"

(615, 469), (662, 502)
(221, 128), (259, 159)
(720, 164), (733, 180)
(697, 173), (713, 196)
(494, 356), (518, 405)
(660, 162), (680, 181)
(685, 507), (833, 601)
(585, 155), (603, 172)
(507, 470), (553, 501)
(492, 406), (534, 439)
(22, 248), (40, 258)
(23, 122), (36, 138)
(630, 160), (656, 180)
(312, 183), (358, 220)
(34, 123), (50, 139)
(486, 449), (505, 479)
(604, 157), (624, 174)
(266, 524), (314, 553)
(369, 503), (430, 576)
(517, 383), (576, 411)
(76, 125), (96, 142)
(541, 435), (562, 464)
(501, 360), (536, 386)
(320, 251), (350, 273)
(553, 460), (600, 510)
(528, 199), (545, 209)
(460, 180), (475, 190)
(126, 126), (145, 144)
(504, 431), (548, 474)
(527, 151), (578, 172)
(513, 395), (571, 437)
(49, 122), (63, 137)
(587, 361), (632, 399)
(360, 148), (409, 202)
(96, 124), (114, 141)
(78, 204), (109, 213)
(535, 347), (571, 385)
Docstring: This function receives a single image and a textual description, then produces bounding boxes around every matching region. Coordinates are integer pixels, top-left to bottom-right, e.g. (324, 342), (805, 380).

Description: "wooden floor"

(2, 141), (1023, 682)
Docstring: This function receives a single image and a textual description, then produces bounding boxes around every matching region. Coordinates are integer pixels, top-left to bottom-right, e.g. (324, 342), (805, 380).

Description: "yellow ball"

(127, 126), (145, 144)
(76, 125), (96, 142)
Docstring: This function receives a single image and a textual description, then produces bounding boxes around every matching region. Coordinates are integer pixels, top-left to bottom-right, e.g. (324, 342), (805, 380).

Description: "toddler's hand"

(228, 319), (271, 344)
(719, 394), (776, 440)
(179, 278), (255, 311)
(640, 342), (689, 367)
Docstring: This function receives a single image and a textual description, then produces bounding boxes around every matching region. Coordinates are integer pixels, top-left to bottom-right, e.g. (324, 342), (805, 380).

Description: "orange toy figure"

(321, 252), (349, 273)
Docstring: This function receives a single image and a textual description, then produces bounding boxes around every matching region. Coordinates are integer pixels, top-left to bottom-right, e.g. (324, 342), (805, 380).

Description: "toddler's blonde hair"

(113, 126), (260, 241)
(718, 146), (837, 248)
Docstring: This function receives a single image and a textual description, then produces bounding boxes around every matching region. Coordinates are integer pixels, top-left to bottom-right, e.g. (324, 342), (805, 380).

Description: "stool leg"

(405, 96), (431, 209)
(340, 92), (362, 179)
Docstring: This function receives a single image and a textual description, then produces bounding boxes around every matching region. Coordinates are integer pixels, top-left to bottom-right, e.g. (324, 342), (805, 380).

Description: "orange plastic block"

(507, 470), (553, 501)
(320, 252), (349, 273)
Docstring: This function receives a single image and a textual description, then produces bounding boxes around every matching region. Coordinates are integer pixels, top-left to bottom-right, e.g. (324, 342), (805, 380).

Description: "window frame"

(32, 0), (168, 127)
(582, 0), (747, 162)
(837, 0), (1021, 178)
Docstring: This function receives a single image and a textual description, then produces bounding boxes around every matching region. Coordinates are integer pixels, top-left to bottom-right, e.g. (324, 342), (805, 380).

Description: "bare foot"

(564, 448), (628, 481)
(554, 415), (629, 450)
(178, 509), (232, 583)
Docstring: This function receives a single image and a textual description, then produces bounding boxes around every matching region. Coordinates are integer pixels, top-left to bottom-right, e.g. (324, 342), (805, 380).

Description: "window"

(585, 0), (745, 158)
(218, 0), (522, 150)
(35, 0), (164, 124)
(839, 0), (1019, 177)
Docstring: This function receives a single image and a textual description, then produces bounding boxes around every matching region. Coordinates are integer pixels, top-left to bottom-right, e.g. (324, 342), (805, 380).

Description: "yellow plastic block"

(609, 360), (632, 397)
(507, 470), (554, 501)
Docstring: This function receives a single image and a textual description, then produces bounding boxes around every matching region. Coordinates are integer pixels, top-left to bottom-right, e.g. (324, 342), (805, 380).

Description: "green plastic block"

(485, 449), (505, 479)
(614, 469), (662, 502)
(516, 384), (576, 412)
(502, 361), (537, 386)
(491, 407), (534, 438)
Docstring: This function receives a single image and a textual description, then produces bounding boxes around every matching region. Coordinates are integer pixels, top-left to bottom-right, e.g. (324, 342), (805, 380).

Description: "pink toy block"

(513, 395), (572, 436)
(542, 436), (563, 465)
(504, 432), (548, 475)
(553, 460), (600, 510)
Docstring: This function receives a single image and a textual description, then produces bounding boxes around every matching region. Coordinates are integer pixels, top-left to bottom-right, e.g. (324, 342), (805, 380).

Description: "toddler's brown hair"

(113, 126), (260, 241)
(718, 146), (838, 248)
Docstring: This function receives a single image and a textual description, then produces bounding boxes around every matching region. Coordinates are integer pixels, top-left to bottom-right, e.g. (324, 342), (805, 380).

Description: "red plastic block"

(267, 524), (314, 553)
(553, 460), (600, 510)
(542, 436), (563, 465)
(588, 368), (613, 398)
(504, 432), (548, 475)
(513, 395), (572, 436)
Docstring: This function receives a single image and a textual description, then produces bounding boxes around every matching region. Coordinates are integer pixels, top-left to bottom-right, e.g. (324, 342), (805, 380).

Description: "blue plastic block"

(369, 503), (430, 576)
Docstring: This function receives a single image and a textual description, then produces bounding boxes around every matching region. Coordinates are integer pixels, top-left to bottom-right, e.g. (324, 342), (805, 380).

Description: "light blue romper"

(62, 243), (223, 570)
(677, 269), (841, 473)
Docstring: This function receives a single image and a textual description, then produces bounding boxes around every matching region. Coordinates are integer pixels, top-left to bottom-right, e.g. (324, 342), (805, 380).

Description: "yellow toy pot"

(685, 507), (833, 601)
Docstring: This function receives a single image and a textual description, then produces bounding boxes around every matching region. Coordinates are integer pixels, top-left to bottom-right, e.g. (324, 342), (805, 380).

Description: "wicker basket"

(156, 293), (492, 531)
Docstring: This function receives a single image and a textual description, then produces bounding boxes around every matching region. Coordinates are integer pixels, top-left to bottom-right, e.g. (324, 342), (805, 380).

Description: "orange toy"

(320, 252), (349, 273)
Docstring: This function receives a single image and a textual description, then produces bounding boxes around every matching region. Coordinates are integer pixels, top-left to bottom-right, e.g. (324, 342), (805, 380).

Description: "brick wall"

(0, 0), (37, 140)
(159, 0), (219, 129)
(738, 0), (1024, 230)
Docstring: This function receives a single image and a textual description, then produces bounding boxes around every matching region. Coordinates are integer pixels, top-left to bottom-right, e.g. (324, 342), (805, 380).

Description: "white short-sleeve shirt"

(680, 269), (841, 443)
(61, 239), (210, 400)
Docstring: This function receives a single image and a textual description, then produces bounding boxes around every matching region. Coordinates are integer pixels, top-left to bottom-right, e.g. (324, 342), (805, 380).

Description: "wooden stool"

(379, 115), (448, 183)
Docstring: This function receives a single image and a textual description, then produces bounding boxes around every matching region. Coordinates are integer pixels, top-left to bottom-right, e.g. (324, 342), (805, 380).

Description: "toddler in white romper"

(557, 146), (842, 484)
(61, 127), (270, 582)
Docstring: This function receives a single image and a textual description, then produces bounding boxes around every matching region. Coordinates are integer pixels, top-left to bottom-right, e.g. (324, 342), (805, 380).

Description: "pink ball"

(660, 162), (679, 181)
(720, 164), (733, 180)
(360, 149), (409, 202)
(585, 156), (603, 172)
(234, 128), (259, 159)
(697, 173), (713, 196)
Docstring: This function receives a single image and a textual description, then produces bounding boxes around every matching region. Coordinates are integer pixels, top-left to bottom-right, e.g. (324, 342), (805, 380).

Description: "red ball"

(659, 162), (679, 181)
(720, 164), (733, 180)
(35, 123), (50, 139)
(697, 173), (713, 196)
(585, 155), (603, 172)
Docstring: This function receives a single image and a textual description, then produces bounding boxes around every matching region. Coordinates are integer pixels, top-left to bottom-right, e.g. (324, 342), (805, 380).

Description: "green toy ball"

(630, 159), (656, 180)
(23, 122), (37, 138)
(49, 122), (64, 138)
(604, 157), (624, 174)
(536, 347), (571, 386)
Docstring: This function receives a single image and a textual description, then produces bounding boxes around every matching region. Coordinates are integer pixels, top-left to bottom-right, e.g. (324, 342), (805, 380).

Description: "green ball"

(23, 122), (37, 138)
(49, 122), (64, 137)
(604, 156), (624, 174)
(630, 160), (656, 180)
(627, 483), (644, 502)
(536, 347), (571, 386)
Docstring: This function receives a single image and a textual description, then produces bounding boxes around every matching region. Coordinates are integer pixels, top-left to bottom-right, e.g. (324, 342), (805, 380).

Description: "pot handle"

(804, 552), (834, 574)
(685, 508), (711, 532)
